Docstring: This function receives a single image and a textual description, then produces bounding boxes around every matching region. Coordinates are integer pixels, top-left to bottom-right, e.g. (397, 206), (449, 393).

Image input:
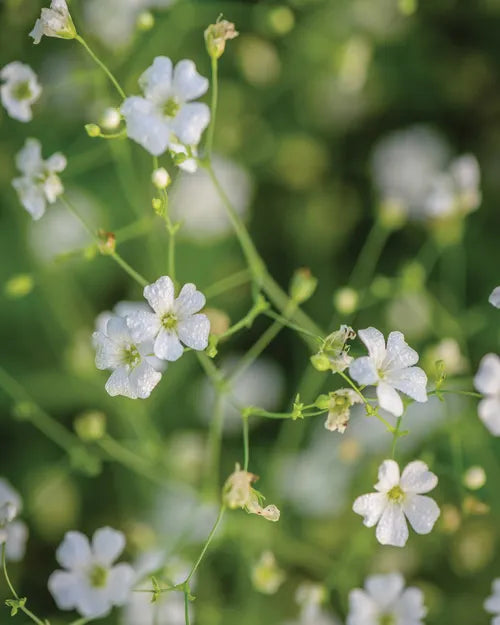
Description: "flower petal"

(349, 356), (378, 386)
(107, 563), (135, 605)
(45, 152), (67, 173)
(377, 381), (403, 416)
(374, 459), (400, 492)
(12, 177), (46, 220)
(75, 583), (111, 618)
(478, 397), (500, 436)
(403, 494), (440, 535)
(347, 589), (379, 625)
(395, 587), (427, 622)
(138, 56), (173, 104)
(5, 520), (28, 562)
(15, 138), (42, 175)
(173, 59), (209, 101)
(352, 492), (387, 527)
(92, 527), (125, 565)
(171, 102), (210, 146)
(385, 366), (428, 403)
(489, 286), (500, 309)
(358, 327), (386, 368)
(56, 531), (91, 570)
(177, 313), (210, 351)
(400, 460), (437, 494)
(48, 570), (81, 610)
(383, 331), (419, 371)
(175, 283), (206, 316)
(128, 360), (162, 399)
(365, 573), (404, 607)
(121, 96), (171, 156)
(105, 367), (135, 399)
(143, 276), (175, 315)
(375, 502), (409, 547)
(126, 310), (160, 344)
(474, 353), (500, 396)
(154, 328), (184, 361)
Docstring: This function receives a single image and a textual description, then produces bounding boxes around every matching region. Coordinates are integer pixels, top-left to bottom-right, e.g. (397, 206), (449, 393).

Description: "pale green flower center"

(13, 81), (33, 101)
(161, 312), (178, 330)
(379, 613), (395, 625)
(123, 345), (140, 368)
(163, 97), (180, 118)
(89, 564), (108, 588)
(387, 484), (405, 503)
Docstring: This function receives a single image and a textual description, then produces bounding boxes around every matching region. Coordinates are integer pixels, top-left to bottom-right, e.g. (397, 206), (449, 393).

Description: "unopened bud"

(378, 198), (407, 230)
(85, 123), (101, 138)
(137, 10), (154, 31)
(74, 410), (106, 442)
(152, 167), (171, 189)
(100, 107), (121, 130)
(4, 274), (34, 299)
(310, 353), (331, 372)
(290, 267), (317, 304)
(97, 230), (116, 255)
(333, 287), (358, 315)
(204, 19), (239, 59)
(463, 466), (486, 491)
(152, 198), (164, 216)
(251, 551), (285, 595)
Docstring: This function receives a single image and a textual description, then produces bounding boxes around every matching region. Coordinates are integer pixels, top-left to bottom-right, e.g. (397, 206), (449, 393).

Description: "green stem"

(242, 414), (249, 472)
(204, 393), (225, 496)
(349, 218), (390, 290)
(185, 506), (225, 584)
(263, 309), (323, 341)
(109, 251), (148, 288)
(206, 55), (218, 158)
(76, 35), (126, 100)
(391, 416), (402, 458)
(97, 436), (167, 487)
(429, 388), (482, 399)
(204, 269), (251, 299)
(184, 585), (191, 625)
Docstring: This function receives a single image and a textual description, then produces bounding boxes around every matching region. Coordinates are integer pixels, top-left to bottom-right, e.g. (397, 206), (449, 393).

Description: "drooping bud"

(311, 325), (356, 373)
(204, 19), (239, 59)
(30, 0), (77, 44)
(289, 267), (317, 304)
(85, 123), (101, 138)
(223, 464), (281, 522)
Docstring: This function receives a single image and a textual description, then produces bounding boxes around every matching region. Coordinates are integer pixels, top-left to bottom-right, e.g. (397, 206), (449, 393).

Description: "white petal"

(128, 360), (162, 399)
(175, 283), (206, 316)
(171, 102), (210, 146)
(106, 563), (135, 605)
(5, 520), (28, 562)
(126, 310), (160, 344)
(358, 327), (386, 368)
(43, 174), (64, 203)
(474, 353), (500, 396)
(383, 331), (419, 371)
(0, 479), (22, 512)
(93, 332), (123, 370)
(106, 316), (131, 343)
(374, 459), (400, 492)
(347, 589), (379, 625)
(489, 286), (500, 309)
(385, 366), (428, 403)
(143, 275), (175, 315)
(365, 573), (404, 606)
(173, 59), (209, 101)
(349, 356), (378, 386)
(400, 460), (438, 494)
(485, 593), (500, 614)
(16, 138), (42, 175)
(121, 96), (171, 156)
(478, 398), (500, 436)
(352, 492), (387, 527)
(375, 502), (409, 547)
(75, 583), (111, 618)
(395, 587), (427, 621)
(29, 19), (44, 44)
(403, 494), (440, 535)
(92, 527), (125, 565)
(56, 531), (91, 570)
(177, 314), (210, 351)
(138, 56), (173, 104)
(377, 381), (403, 417)
(45, 152), (67, 173)
(154, 328), (184, 361)
(105, 367), (136, 399)
(48, 570), (81, 610)
(12, 178), (46, 220)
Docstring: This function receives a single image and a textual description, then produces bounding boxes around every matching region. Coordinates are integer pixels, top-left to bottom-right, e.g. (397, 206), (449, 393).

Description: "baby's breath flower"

(12, 138), (66, 220)
(353, 459), (440, 547)
(48, 527), (134, 618)
(223, 464), (280, 522)
(251, 551), (285, 594)
(311, 325), (356, 373)
(489, 286), (500, 309)
(0, 479), (28, 562)
(0, 62), (42, 122)
(204, 20), (239, 59)
(324, 389), (363, 433)
(30, 0), (77, 44)
(474, 353), (500, 435)
(484, 579), (500, 624)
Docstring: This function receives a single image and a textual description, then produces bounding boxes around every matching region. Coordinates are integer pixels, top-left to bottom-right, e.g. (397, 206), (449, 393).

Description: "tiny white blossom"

(30, 0), (76, 44)
(152, 167), (170, 189)
(127, 275), (210, 362)
(349, 327), (428, 417)
(0, 62), (42, 122)
(100, 107), (122, 130)
(485, 579), (500, 625)
(48, 527), (134, 618)
(353, 459), (440, 547)
(93, 315), (163, 399)
(0, 479), (29, 562)
(169, 141), (198, 173)
(121, 56), (210, 156)
(12, 138), (66, 220)
(347, 572), (427, 625)
(474, 353), (500, 436)
(489, 286), (500, 309)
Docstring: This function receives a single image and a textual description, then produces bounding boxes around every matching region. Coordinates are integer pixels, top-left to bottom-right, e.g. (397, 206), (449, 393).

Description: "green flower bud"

(4, 274), (34, 299)
(310, 353), (331, 372)
(314, 394), (330, 410)
(289, 267), (317, 304)
(74, 410), (106, 441)
(137, 11), (154, 31)
(85, 123), (101, 138)
(204, 19), (239, 59)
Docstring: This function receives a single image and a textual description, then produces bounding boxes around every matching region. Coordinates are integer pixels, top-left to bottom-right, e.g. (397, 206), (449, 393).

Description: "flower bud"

(377, 197), (407, 230)
(137, 11), (154, 31)
(333, 287), (358, 315)
(74, 410), (106, 442)
(152, 167), (171, 189)
(463, 466), (486, 491)
(152, 198), (164, 216)
(204, 19), (239, 59)
(85, 123), (101, 138)
(289, 267), (317, 304)
(97, 230), (116, 255)
(30, 0), (77, 44)
(4, 274), (34, 299)
(100, 107), (121, 130)
(310, 353), (331, 372)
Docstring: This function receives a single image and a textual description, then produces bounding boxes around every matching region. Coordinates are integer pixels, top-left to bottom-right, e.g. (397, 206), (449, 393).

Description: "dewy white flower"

(127, 276), (210, 362)
(485, 578), (500, 625)
(12, 138), (67, 221)
(0, 62), (42, 122)
(489, 286), (500, 309)
(30, 0), (77, 44)
(0, 479), (29, 562)
(474, 354), (500, 436)
(48, 527), (134, 618)
(347, 572), (427, 625)
(353, 459), (440, 547)
(121, 56), (210, 156)
(349, 327), (428, 417)
(93, 315), (163, 399)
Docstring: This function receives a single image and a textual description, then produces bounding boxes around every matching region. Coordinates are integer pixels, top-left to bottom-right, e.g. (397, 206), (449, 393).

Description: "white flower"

(0, 478), (28, 562)
(347, 572), (427, 625)
(30, 0), (76, 44)
(324, 389), (363, 433)
(48, 527), (134, 618)
(12, 138), (67, 220)
(121, 56), (210, 156)
(489, 287), (500, 309)
(152, 167), (170, 189)
(349, 327), (428, 417)
(353, 459), (440, 547)
(93, 315), (163, 399)
(0, 62), (42, 122)
(474, 354), (500, 436)
(485, 579), (500, 625)
(127, 276), (210, 362)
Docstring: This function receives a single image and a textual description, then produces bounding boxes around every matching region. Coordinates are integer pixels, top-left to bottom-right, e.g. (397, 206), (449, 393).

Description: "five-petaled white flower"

(489, 287), (500, 309)
(12, 138), (66, 220)
(121, 56), (210, 156)
(347, 572), (427, 625)
(48, 527), (134, 618)
(30, 0), (76, 44)
(127, 275), (210, 362)
(93, 315), (163, 399)
(485, 578), (500, 625)
(0, 479), (29, 562)
(349, 327), (428, 417)
(353, 459), (440, 547)
(474, 353), (500, 436)
(0, 62), (42, 122)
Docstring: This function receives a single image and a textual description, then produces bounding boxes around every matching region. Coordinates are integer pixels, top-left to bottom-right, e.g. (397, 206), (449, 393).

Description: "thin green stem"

(391, 416), (402, 458)
(76, 35), (126, 100)
(204, 269), (251, 299)
(263, 309), (323, 341)
(242, 414), (249, 472)
(109, 251), (149, 287)
(184, 586), (191, 625)
(206, 55), (218, 158)
(349, 218), (390, 290)
(429, 388), (482, 399)
(185, 506), (225, 584)
(204, 393), (225, 495)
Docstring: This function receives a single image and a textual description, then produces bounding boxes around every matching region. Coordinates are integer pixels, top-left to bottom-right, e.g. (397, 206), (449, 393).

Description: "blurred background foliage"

(1, 0), (500, 623)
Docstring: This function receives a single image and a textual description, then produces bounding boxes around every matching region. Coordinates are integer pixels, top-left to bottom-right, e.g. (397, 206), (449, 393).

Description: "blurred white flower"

(427, 338), (468, 377)
(347, 572), (426, 625)
(127, 276), (210, 361)
(324, 389), (363, 433)
(170, 156), (253, 240)
(12, 138), (66, 220)
(251, 551), (285, 595)
(489, 287), (500, 309)
(100, 107), (122, 130)
(48, 527), (134, 618)
(349, 327), (428, 417)
(30, 0), (76, 44)
(93, 315), (163, 399)
(121, 57), (209, 156)
(353, 459), (440, 547)
(284, 582), (339, 625)
(0, 479), (28, 562)
(485, 578), (500, 625)
(474, 354), (500, 436)
(0, 62), (42, 122)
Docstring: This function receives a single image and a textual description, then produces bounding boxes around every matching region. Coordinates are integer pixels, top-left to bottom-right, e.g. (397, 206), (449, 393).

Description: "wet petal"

(92, 527), (125, 565)
(349, 356), (378, 386)
(175, 283), (206, 316)
(400, 460), (437, 494)
(383, 331), (419, 371)
(143, 276), (175, 315)
(56, 531), (91, 570)
(377, 381), (403, 416)
(105, 367), (135, 399)
(154, 328), (184, 361)
(126, 310), (160, 344)
(374, 459), (400, 492)
(375, 502), (408, 547)
(177, 313), (210, 351)
(358, 327), (386, 368)
(173, 59), (209, 101)
(128, 360), (162, 399)
(403, 494), (440, 534)
(385, 366), (428, 403)
(352, 492), (386, 527)
(121, 96), (171, 156)
(171, 102), (210, 146)
(138, 56), (173, 104)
